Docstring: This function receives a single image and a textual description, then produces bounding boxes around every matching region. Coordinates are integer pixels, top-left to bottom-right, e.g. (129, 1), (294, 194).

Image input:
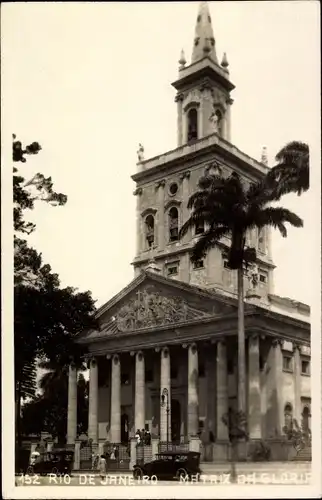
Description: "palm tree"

(266, 141), (309, 199)
(179, 170), (303, 427)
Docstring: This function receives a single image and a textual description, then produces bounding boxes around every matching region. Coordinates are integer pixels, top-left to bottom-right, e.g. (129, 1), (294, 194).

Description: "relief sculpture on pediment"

(115, 289), (206, 332)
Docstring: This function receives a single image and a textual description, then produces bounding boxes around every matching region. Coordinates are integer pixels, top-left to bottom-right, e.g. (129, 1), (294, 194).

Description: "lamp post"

(161, 388), (170, 450)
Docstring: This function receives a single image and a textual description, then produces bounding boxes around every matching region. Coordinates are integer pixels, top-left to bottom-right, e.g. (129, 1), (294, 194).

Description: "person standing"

(99, 455), (106, 480)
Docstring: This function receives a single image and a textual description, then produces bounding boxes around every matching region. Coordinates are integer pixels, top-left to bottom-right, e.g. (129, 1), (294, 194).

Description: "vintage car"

(26, 449), (74, 476)
(133, 451), (201, 481)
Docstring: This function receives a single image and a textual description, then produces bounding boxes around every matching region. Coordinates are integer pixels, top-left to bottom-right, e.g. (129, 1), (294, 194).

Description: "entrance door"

(302, 406), (310, 432)
(171, 399), (181, 443)
(121, 413), (129, 444)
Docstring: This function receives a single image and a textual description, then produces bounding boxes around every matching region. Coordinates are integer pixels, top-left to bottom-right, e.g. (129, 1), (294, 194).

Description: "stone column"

(187, 343), (199, 437)
(134, 189), (143, 255)
(225, 98), (233, 142)
(248, 335), (262, 439)
(129, 437), (137, 470)
(46, 440), (54, 453)
(160, 347), (171, 442)
(135, 351), (145, 431)
(74, 439), (81, 470)
(110, 354), (121, 443)
(88, 358), (98, 443)
(67, 364), (78, 444)
(216, 340), (228, 440)
(205, 347), (216, 440)
(156, 180), (166, 251)
(266, 339), (284, 436)
(176, 94), (184, 146)
(294, 344), (302, 425)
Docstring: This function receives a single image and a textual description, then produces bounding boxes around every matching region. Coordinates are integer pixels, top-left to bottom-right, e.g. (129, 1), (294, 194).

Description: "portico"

(68, 270), (310, 462)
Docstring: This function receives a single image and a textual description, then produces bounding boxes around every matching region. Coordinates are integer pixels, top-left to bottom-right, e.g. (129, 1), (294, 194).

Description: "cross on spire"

(192, 1), (218, 64)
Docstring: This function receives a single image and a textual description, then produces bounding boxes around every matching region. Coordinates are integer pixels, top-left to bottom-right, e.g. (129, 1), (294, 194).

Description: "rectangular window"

(223, 260), (230, 269)
(195, 222), (204, 235)
(301, 360), (310, 375)
(259, 274), (267, 283)
(193, 260), (204, 269)
(167, 265), (178, 276)
(283, 355), (293, 372)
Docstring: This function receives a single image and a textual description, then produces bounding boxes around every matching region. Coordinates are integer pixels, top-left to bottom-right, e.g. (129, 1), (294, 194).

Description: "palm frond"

(254, 207), (303, 237)
(190, 227), (230, 263)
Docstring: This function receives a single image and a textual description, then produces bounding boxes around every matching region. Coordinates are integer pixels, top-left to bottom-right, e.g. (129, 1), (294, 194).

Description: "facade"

(67, 2), (311, 464)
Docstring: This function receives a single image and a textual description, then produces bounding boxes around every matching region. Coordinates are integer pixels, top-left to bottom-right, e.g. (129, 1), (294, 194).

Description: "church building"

(68, 2), (311, 465)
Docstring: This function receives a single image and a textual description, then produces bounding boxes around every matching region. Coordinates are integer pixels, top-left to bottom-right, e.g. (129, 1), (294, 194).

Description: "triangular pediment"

(77, 271), (236, 343)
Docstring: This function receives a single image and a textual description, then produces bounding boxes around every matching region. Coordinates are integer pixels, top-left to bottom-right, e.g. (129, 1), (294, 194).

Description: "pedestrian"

(135, 429), (141, 447)
(145, 429), (151, 445)
(99, 454), (106, 480)
(141, 429), (145, 446)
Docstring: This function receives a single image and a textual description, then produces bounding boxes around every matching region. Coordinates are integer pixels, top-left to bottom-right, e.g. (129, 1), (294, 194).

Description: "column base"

(189, 436), (201, 453)
(129, 438), (137, 470)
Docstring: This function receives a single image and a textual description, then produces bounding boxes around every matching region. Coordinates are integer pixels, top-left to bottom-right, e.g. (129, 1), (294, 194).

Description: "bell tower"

(173, 1), (234, 147)
(132, 1), (274, 303)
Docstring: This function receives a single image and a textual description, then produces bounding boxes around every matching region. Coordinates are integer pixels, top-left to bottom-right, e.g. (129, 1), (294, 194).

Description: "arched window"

(284, 403), (293, 431)
(145, 214), (155, 248)
(302, 406), (310, 432)
(187, 108), (198, 142)
(215, 110), (223, 136)
(169, 207), (179, 242)
(195, 219), (204, 235)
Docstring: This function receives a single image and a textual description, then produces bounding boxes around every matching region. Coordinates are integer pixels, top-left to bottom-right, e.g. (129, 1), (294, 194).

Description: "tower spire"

(192, 1), (218, 64)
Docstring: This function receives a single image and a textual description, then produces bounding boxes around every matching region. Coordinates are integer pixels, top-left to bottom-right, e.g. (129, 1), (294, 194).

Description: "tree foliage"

(266, 141), (309, 200)
(179, 169), (303, 269)
(21, 366), (89, 442)
(13, 135), (97, 410)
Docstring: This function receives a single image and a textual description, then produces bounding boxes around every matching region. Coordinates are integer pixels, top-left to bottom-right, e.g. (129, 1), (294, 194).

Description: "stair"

(292, 445), (312, 461)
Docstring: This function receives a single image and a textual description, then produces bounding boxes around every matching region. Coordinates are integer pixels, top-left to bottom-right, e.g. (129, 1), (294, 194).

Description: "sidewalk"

(70, 461), (311, 477)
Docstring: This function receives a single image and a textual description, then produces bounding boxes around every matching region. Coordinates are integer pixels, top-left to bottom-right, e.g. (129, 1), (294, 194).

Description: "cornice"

(131, 133), (268, 185)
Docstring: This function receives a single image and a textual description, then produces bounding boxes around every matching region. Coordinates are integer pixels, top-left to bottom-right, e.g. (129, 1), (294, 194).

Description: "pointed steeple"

(192, 1), (218, 64)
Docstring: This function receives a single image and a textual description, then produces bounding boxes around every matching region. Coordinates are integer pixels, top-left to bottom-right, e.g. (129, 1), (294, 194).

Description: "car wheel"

(133, 467), (143, 480)
(176, 468), (188, 481)
(51, 467), (59, 475)
(26, 466), (34, 475)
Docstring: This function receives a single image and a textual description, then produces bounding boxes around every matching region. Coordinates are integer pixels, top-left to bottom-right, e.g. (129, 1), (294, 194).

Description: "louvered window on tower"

(145, 214), (155, 248)
(169, 207), (179, 241)
(187, 108), (198, 142)
(195, 220), (204, 235)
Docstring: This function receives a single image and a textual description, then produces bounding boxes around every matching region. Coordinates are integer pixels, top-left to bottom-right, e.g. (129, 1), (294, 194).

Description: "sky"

(2, 1), (321, 309)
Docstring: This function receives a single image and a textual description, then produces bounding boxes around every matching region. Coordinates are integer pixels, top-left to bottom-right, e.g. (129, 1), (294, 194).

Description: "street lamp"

(161, 388), (170, 450)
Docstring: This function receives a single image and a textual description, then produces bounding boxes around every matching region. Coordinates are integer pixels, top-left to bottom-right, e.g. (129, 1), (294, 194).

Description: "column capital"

(179, 171), (191, 181)
(112, 354), (120, 364)
(155, 179), (166, 190)
(161, 346), (169, 358)
(293, 342), (302, 353)
(174, 92), (184, 103)
(249, 334), (260, 345)
(89, 357), (97, 367)
(69, 361), (77, 371)
(211, 337), (226, 346)
(136, 350), (144, 361)
(133, 187), (143, 196)
(271, 337), (283, 348)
